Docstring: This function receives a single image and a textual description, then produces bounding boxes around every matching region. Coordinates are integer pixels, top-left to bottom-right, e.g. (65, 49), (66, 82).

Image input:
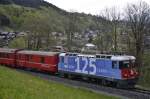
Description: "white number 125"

(75, 57), (96, 75)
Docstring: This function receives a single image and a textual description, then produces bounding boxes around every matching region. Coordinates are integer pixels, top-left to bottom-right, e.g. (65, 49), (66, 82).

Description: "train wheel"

(111, 82), (117, 87)
(95, 79), (101, 85)
(68, 74), (74, 79)
(101, 79), (107, 86)
(116, 83), (122, 88)
(88, 77), (93, 83)
(58, 72), (64, 78)
(64, 73), (68, 78)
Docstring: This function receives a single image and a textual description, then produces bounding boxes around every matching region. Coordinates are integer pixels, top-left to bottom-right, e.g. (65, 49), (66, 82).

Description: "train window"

(26, 55), (29, 61)
(28, 55), (32, 61)
(106, 56), (111, 59)
(3, 54), (5, 58)
(119, 61), (130, 69)
(101, 56), (105, 58)
(96, 55), (100, 58)
(112, 61), (118, 69)
(0, 53), (3, 58)
(1, 53), (3, 58)
(7, 54), (9, 58)
(73, 54), (77, 56)
(41, 57), (45, 63)
(18, 55), (20, 59)
(61, 57), (64, 63)
(20, 55), (21, 59)
(4, 54), (9, 58)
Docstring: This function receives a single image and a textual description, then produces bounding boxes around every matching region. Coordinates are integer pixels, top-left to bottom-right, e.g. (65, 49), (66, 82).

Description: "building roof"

(85, 43), (95, 47)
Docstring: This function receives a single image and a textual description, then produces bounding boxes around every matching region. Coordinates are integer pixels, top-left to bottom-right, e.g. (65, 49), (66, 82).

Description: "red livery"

(17, 50), (59, 73)
(0, 48), (18, 66)
(0, 48), (59, 73)
(16, 50), (59, 73)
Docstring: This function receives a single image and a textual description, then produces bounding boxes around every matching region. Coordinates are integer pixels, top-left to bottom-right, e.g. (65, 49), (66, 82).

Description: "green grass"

(0, 66), (119, 99)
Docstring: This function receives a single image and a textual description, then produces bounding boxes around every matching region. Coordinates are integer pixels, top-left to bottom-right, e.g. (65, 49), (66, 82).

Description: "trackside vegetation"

(137, 52), (150, 90)
(0, 66), (119, 99)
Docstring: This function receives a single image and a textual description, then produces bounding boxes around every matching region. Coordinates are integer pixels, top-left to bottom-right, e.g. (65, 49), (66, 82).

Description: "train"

(0, 48), (139, 88)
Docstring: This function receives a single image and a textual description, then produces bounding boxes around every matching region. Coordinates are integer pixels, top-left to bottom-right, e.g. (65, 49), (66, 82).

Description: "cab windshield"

(119, 60), (135, 69)
(119, 61), (130, 69)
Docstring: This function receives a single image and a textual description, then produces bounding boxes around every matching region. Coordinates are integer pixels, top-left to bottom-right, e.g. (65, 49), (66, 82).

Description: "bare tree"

(66, 10), (78, 51)
(125, 1), (150, 67)
(100, 7), (121, 52)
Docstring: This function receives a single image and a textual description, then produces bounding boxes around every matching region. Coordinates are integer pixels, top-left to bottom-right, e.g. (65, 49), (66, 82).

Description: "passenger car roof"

(0, 48), (17, 53)
(18, 50), (59, 56)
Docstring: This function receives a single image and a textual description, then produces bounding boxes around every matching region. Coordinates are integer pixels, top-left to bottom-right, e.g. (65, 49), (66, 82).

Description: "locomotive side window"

(112, 61), (118, 69)
(61, 57), (64, 63)
(96, 55), (100, 58)
(41, 57), (45, 63)
(119, 61), (130, 69)
(106, 56), (111, 59)
(101, 56), (105, 58)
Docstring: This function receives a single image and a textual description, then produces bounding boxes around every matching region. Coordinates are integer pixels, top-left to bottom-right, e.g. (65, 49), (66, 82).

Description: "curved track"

(15, 68), (150, 99)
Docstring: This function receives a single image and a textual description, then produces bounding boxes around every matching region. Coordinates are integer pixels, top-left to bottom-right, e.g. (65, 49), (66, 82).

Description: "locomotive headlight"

(124, 74), (128, 77)
(130, 70), (134, 75)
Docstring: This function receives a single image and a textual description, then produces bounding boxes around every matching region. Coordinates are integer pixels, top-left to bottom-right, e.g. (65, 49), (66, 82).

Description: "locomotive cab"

(119, 60), (139, 80)
(112, 56), (139, 88)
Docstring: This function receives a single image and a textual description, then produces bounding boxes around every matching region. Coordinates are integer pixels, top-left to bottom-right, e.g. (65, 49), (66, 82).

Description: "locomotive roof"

(111, 55), (135, 61)
(0, 48), (17, 53)
(60, 53), (135, 60)
(18, 50), (59, 56)
(60, 53), (95, 57)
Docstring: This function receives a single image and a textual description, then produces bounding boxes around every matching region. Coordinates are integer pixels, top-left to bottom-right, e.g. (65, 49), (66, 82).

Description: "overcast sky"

(45, 0), (150, 15)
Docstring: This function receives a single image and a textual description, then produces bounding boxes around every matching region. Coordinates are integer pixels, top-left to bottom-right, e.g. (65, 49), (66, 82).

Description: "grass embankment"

(138, 52), (150, 89)
(0, 66), (119, 99)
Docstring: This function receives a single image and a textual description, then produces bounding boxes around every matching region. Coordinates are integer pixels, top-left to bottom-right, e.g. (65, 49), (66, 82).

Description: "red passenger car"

(0, 48), (18, 66)
(16, 50), (59, 73)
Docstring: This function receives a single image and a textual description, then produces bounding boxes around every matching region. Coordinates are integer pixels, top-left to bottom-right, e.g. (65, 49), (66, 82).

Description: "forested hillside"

(0, 0), (106, 50)
(0, 2), (100, 32)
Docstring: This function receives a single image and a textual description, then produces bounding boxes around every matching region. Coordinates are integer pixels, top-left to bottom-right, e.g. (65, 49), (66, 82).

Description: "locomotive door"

(111, 61), (121, 79)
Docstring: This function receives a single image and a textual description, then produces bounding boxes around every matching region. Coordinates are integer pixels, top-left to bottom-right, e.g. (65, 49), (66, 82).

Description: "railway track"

(133, 88), (150, 96)
(15, 68), (150, 99)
